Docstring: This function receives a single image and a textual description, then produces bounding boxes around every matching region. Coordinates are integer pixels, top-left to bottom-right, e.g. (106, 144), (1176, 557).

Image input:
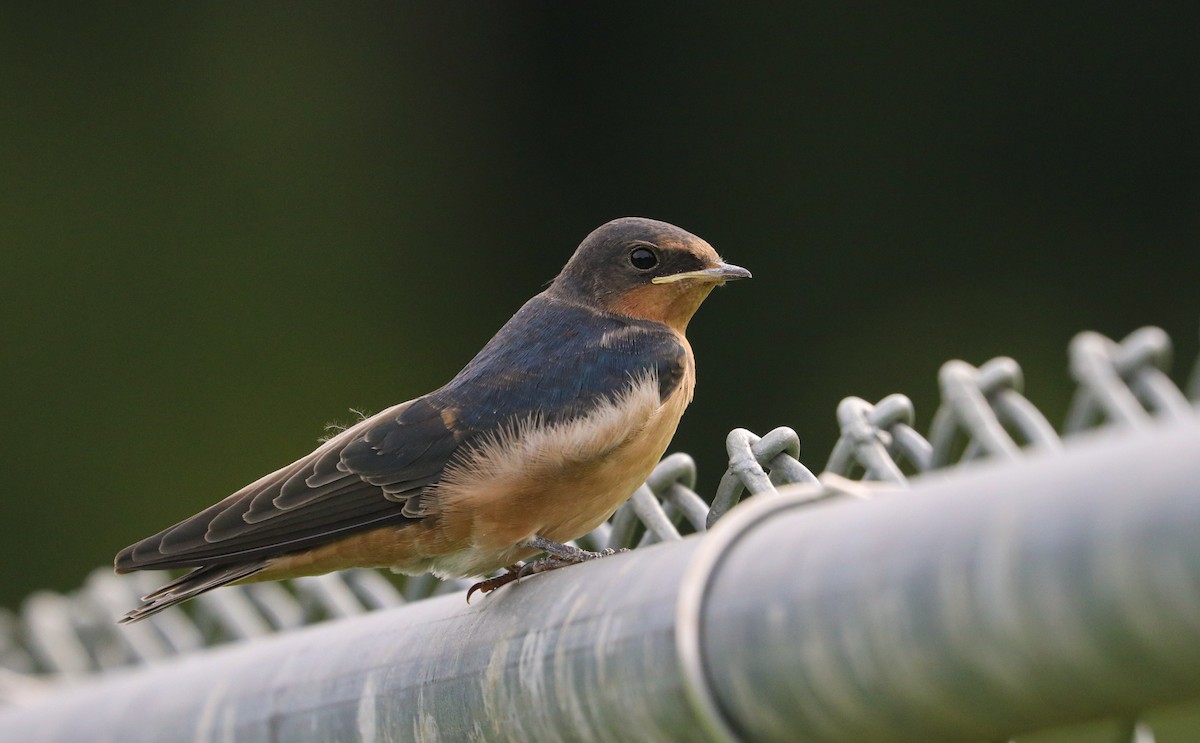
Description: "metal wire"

(2, 325), (1197, 742)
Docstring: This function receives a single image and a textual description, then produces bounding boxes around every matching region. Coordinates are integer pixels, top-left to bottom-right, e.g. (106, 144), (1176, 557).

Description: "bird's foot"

(523, 534), (630, 564)
(466, 563), (522, 603)
(465, 538), (632, 602)
(516, 555), (572, 579)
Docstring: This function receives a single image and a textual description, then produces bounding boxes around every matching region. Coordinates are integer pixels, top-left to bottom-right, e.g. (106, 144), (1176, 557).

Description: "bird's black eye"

(629, 247), (658, 270)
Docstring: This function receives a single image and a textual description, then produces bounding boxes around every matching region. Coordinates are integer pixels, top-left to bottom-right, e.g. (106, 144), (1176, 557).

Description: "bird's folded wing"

(114, 397), (461, 571)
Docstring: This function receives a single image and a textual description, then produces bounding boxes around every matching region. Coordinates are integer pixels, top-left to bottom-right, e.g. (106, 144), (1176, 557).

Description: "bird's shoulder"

(440, 293), (690, 428)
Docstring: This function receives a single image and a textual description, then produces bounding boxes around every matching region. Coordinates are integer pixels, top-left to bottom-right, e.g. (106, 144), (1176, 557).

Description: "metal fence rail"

(0, 326), (1198, 742)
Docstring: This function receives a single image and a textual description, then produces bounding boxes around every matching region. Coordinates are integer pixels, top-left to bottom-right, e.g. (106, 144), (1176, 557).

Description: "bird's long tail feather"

(119, 561), (268, 624)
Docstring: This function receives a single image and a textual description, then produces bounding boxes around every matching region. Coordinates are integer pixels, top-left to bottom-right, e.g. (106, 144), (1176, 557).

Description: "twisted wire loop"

(825, 394), (927, 482)
(929, 357), (1061, 467)
(1064, 327), (1194, 432)
(2, 326), (1197, 710)
(706, 427), (815, 528)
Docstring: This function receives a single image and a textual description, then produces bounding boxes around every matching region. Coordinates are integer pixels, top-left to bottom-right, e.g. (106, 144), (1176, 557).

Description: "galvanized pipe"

(2, 421), (1199, 742)
(694, 420), (1200, 742)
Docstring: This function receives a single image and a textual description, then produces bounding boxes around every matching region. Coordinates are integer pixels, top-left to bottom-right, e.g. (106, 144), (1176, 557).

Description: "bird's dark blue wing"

(353, 295), (686, 461)
(115, 295), (685, 571)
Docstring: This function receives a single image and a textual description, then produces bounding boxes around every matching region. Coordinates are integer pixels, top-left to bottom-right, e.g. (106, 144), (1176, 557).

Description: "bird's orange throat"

(605, 282), (717, 334)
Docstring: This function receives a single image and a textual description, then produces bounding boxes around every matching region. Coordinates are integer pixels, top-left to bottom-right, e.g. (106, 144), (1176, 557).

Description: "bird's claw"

(466, 565), (522, 603)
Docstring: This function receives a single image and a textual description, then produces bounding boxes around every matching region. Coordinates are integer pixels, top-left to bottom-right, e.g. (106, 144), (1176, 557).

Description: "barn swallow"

(115, 217), (750, 622)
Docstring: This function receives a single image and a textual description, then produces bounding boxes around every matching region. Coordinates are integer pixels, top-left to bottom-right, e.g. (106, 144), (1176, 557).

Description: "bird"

(114, 217), (750, 623)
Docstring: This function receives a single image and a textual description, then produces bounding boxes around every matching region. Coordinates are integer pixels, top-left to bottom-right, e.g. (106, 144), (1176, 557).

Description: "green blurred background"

(1, 4), (1197, 610)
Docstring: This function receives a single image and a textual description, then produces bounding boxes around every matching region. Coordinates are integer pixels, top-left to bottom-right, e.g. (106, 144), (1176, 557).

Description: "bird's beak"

(651, 261), (753, 285)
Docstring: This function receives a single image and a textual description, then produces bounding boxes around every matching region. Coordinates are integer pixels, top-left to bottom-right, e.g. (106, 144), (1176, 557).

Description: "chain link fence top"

(2, 325), (1197, 716)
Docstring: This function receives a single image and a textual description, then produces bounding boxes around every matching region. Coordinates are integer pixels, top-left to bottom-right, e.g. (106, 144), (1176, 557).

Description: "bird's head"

(548, 217), (751, 333)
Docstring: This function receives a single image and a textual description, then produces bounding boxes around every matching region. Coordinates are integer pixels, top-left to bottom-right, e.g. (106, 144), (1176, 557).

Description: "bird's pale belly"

(260, 371), (691, 582)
